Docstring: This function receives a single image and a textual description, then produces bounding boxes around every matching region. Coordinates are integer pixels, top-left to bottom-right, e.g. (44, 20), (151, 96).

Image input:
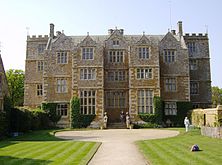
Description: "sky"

(0, 0), (221, 87)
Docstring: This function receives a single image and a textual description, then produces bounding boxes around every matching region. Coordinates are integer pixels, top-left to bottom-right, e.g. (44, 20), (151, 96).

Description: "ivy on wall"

(42, 102), (61, 126)
(163, 102), (192, 127)
(70, 97), (95, 128)
(138, 96), (163, 125)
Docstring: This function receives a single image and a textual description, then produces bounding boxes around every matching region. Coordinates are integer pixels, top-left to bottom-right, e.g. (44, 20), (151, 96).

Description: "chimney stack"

(119, 29), (124, 35)
(171, 30), (176, 35)
(50, 23), (54, 38)
(177, 21), (183, 36)
(108, 29), (114, 35)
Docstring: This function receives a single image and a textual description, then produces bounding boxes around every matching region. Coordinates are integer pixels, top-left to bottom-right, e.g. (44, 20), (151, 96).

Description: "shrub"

(138, 114), (158, 123)
(42, 103), (61, 126)
(71, 97), (95, 128)
(71, 97), (80, 128)
(154, 96), (163, 124)
(0, 111), (7, 138)
(9, 107), (51, 132)
(133, 122), (159, 129)
(10, 108), (32, 132)
(0, 97), (12, 138)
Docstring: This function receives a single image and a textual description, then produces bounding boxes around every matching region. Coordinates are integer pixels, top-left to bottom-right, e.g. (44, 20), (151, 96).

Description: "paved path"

(55, 129), (179, 165)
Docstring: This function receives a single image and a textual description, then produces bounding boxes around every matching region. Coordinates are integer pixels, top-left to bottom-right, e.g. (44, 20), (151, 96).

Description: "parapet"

(184, 33), (208, 38)
(27, 35), (49, 41)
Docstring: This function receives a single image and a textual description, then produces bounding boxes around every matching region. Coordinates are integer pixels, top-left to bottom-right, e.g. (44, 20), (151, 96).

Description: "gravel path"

(55, 129), (179, 165)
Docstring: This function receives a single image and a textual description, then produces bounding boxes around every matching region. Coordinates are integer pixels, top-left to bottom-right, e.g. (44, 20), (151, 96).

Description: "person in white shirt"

(184, 117), (190, 132)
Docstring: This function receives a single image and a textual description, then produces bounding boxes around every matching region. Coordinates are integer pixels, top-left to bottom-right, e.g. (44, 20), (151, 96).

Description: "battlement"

(27, 35), (49, 41)
(184, 33), (208, 37)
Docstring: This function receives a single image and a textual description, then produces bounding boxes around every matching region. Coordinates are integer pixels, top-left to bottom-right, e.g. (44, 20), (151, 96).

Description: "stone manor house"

(24, 21), (211, 127)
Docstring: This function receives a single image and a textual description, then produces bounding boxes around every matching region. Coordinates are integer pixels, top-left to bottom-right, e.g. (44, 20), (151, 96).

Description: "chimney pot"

(50, 23), (55, 38)
(177, 21), (183, 36)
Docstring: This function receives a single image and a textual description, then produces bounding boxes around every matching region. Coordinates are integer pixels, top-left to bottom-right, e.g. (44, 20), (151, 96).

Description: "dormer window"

(57, 51), (68, 64)
(113, 40), (119, 46)
(138, 47), (149, 59)
(82, 47), (94, 60)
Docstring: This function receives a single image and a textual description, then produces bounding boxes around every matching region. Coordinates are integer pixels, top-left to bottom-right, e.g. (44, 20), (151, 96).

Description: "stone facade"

(24, 21), (212, 127)
(0, 54), (9, 111)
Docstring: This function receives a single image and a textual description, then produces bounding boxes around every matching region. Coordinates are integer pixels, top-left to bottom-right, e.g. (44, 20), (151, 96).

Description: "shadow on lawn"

(0, 156), (52, 165)
(9, 130), (63, 142)
(0, 141), (18, 149)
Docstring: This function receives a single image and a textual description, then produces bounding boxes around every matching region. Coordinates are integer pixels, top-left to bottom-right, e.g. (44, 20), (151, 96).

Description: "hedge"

(0, 97), (12, 138)
(10, 107), (51, 132)
(72, 114), (96, 128)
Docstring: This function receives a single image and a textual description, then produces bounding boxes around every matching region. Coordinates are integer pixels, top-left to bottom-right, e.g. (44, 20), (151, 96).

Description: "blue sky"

(0, 0), (221, 87)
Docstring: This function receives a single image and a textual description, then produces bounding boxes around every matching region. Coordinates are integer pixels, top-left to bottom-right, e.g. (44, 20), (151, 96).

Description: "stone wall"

(201, 126), (222, 139)
(191, 105), (222, 127)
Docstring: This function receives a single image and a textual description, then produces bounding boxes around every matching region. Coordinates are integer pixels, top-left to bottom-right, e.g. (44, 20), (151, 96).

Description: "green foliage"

(6, 69), (24, 107)
(78, 115), (96, 128)
(133, 122), (159, 129)
(139, 114), (158, 123)
(0, 96), (12, 138)
(10, 107), (51, 132)
(163, 102), (192, 127)
(10, 108), (32, 132)
(154, 96), (163, 124)
(71, 97), (80, 128)
(71, 96), (80, 115)
(212, 86), (222, 106)
(0, 111), (7, 139)
(70, 97), (95, 128)
(138, 96), (163, 125)
(42, 102), (61, 126)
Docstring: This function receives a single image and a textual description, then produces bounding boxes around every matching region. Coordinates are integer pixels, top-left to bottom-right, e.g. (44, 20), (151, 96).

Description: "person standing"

(184, 117), (190, 132)
(120, 111), (124, 123)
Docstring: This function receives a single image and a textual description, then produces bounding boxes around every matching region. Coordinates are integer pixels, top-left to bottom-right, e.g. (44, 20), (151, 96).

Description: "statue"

(103, 112), (108, 129)
(126, 112), (130, 129)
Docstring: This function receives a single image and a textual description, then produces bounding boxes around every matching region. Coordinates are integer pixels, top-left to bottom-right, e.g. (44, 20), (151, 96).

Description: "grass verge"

(0, 129), (100, 165)
(137, 128), (222, 165)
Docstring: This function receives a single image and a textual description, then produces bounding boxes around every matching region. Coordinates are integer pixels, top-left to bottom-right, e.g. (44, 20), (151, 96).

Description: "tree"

(212, 86), (222, 106)
(6, 69), (24, 107)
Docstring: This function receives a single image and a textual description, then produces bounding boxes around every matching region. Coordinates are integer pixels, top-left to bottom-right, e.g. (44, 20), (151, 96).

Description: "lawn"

(0, 130), (100, 165)
(137, 128), (222, 165)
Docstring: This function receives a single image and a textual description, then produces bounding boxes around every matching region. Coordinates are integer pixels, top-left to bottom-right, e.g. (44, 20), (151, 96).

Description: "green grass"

(0, 130), (100, 165)
(137, 128), (222, 165)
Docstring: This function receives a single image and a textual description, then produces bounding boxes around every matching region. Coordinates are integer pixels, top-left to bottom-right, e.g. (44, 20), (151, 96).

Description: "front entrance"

(105, 90), (128, 123)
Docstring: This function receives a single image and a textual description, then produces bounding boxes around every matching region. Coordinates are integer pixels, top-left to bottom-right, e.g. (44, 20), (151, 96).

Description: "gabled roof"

(48, 33), (74, 50)
(136, 34), (151, 45)
(160, 32), (178, 43)
(79, 34), (97, 47)
(160, 32), (187, 49)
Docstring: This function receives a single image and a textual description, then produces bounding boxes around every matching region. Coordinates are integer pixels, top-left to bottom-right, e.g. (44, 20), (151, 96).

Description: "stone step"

(108, 122), (127, 129)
